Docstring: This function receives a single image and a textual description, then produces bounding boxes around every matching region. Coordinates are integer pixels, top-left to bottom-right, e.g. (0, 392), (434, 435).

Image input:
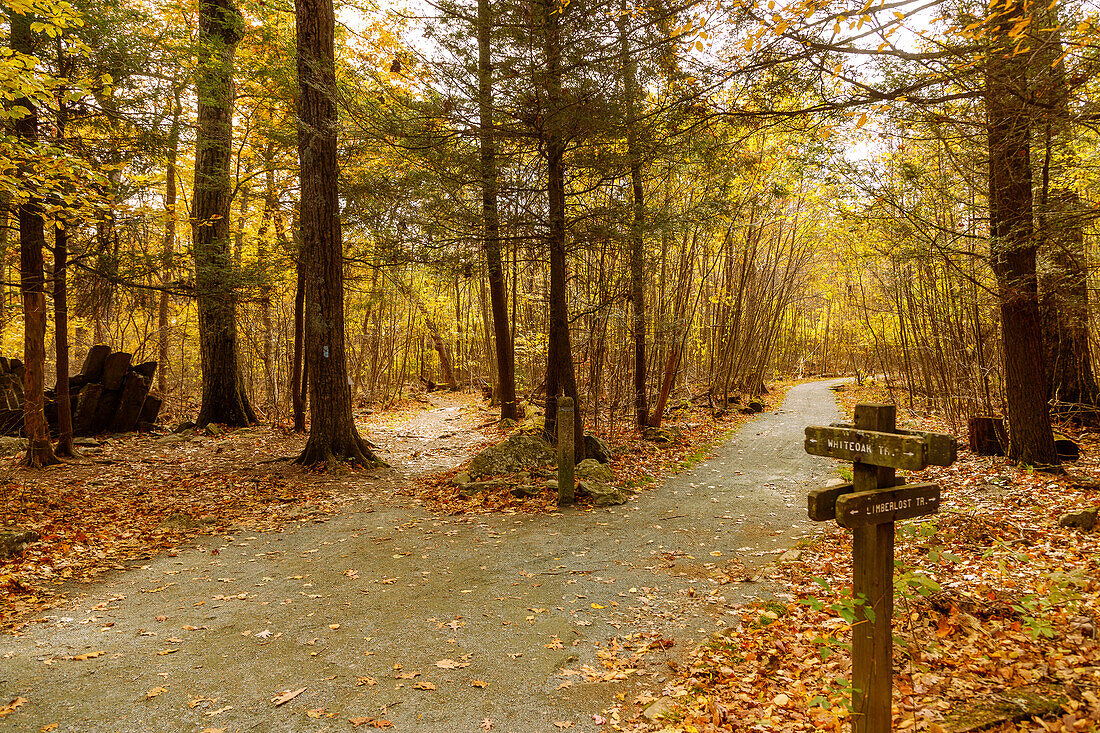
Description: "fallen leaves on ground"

(619, 381), (1100, 732)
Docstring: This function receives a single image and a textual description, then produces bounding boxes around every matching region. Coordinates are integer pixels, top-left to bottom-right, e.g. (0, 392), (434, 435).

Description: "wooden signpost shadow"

(805, 404), (956, 733)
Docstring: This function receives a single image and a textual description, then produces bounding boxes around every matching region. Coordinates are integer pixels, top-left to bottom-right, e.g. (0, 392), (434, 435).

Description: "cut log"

(1053, 433), (1081, 462)
(131, 361), (158, 381)
(73, 383), (103, 435)
(111, 373), (152, 433)
(0, 409), (21, 436)
(80, 344), (112, 380)
(139, 395), (163, 427)
(110, 373), (151, 433)
(101, 352), (132, 390)
(968, 416), (1005, 456)
(88, 388), (122, 434)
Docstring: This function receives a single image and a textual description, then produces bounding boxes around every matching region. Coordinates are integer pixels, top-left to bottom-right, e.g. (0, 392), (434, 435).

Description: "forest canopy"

(0, 0), (1097, 466)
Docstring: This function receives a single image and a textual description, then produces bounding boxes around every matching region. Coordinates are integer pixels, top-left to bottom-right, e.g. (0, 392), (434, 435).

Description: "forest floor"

(0, 379), (843, 731)
(621, 381), (1100, 733)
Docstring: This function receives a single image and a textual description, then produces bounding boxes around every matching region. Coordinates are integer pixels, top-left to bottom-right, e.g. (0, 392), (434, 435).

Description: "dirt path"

(0, 380), (844, 732)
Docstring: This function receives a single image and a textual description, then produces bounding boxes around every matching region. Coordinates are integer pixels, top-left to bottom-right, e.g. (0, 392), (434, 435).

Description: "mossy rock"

(576, 459), (614, 483)
(583, 434), (613, 464)
(468, 433), (555, 479)
(578, 481), (627, 507)
(0, 529), (39, 560)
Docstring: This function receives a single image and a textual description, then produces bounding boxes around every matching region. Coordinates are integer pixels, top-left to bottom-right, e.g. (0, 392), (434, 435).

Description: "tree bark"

(11, 13), (59, 467)
(291, 257), (307, 432)
(1034, 11), (1098, 418)
(192, 0), (255, 428)
(53, 75), (74, 457)
(295, 0), (382, 466)
(257, 139), (279, 408)
(540, 0), (584, 460)
(985, 0), (1057, 465)
(478, 0), (518, 420)
(159, 84), (181, 399)
(619, 1), (648, 429)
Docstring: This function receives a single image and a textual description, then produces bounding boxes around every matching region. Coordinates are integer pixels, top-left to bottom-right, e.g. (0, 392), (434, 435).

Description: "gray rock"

(583, 434), (613, 464)
(578, 481), (627, 507)
(642, 696), (677, 723)
(576, 459), (614, 483)
(499, 418), (517, 432)
(73, 437), (101, 448)
(779, 549), (802, 563)
(158, 513), (201, 532)
(510, 485), (543, 499)
(203, 424), (223, 437)
(0, 528), (39, 559)
(459, 479), (509, 498)
(452, 472), (471, 487)
(173, 421), (196, 433)
(545, 479), (559, 490)
(156, 434), (187, 444)
(0, 437), (27, 457)
(468, 433), (554, 479)
(1059, 507), (1098, 531)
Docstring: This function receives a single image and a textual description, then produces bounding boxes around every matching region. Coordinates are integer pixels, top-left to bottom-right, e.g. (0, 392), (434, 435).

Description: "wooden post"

(851, 404), (895, 733)
(557, 396), (575, 506)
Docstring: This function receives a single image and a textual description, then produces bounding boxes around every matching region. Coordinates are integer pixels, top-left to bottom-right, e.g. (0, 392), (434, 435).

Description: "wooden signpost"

(805, 404), (956, 733)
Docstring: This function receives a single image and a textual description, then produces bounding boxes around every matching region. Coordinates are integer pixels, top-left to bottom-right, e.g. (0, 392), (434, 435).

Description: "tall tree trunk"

(53, 55), (74, 458)
(985, 0), (1057, 465)
(540, 0), (584, 460)
(159, 85), (181, 398)
(11, 13), (58, 467)
(291, 257), (307, 432)
(295, 0), (382, 466)
(192, 0), (255, 427)
(619, 0), (648, 429)
(257, 140), (279, 408)
(1034, 11), (1098, 418)
(478, 0), (518, 420)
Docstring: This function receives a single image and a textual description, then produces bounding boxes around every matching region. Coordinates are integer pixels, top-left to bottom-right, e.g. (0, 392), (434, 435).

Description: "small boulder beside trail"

(0, 528), (39, 560)
(1059, 507), (1098, 531)
(583, 434), (613, 464)
(468, 433), (555, 479)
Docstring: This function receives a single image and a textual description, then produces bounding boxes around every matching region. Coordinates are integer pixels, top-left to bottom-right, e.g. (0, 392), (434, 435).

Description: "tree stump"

(968, 417), (1005, 456)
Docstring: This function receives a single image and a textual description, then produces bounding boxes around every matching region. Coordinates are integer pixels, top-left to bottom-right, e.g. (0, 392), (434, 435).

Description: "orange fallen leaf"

(272, 687), (306, 706)
(70, 651), (105, 661)
(471, 680), (488, 688)
(414, 681), (437, 690)
(355, 676), (376, 686)
(0, 698), (26, 718)
(40, 725), (59, 733)
(144, 686), (167, 700)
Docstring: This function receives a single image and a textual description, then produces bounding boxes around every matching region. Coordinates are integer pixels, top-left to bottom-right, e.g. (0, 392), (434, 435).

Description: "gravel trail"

(0, 379), (844, 732)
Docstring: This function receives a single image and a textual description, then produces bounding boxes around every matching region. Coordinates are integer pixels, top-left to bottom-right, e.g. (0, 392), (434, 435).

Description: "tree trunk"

(192, 0), (255, 428)
(619, 1), (648, 429)
(540, 0), (584, 460)
(159, 85), (181, 399)
(985, 0), (1057, 466)
(291, 257), (306, 432)
(478, 0), (518, 420)
(1034, 11), (1098, 418)
(11, 14), (59, 467)
(53, 77), (74, 457)
(295, 0), (382, 466)
(258, 140), (279, 408)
